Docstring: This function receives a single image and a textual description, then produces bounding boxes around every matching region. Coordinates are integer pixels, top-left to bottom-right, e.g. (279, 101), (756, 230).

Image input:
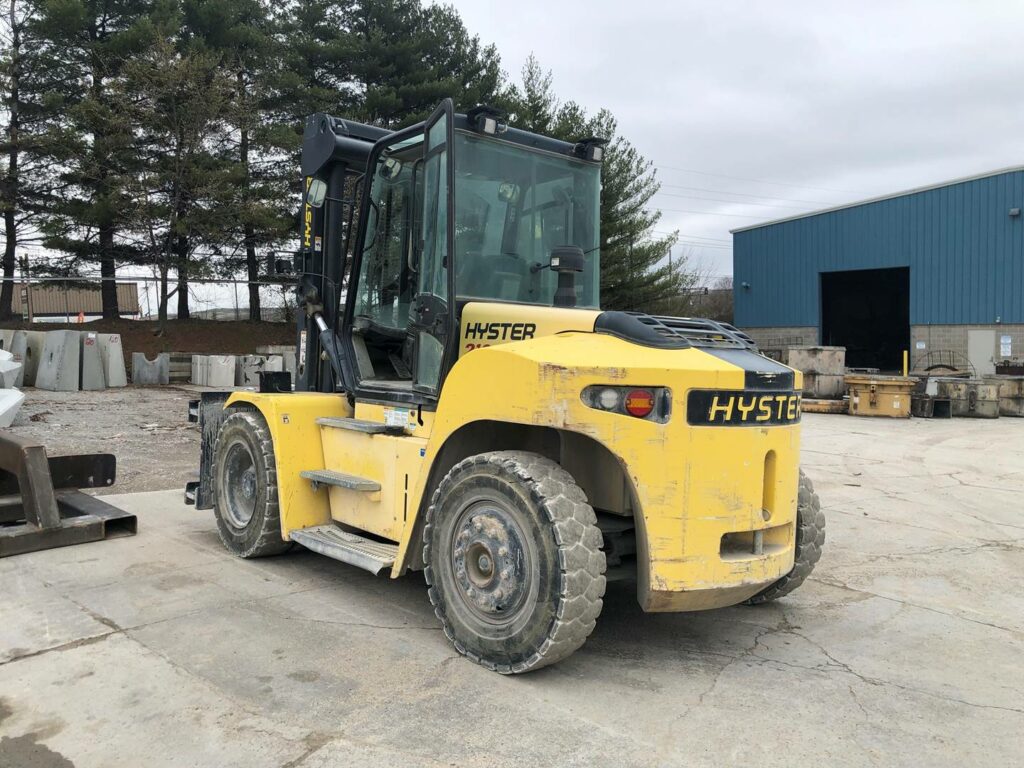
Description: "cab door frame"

(409, 99), (457, 397)
(339, 100), (457, 410)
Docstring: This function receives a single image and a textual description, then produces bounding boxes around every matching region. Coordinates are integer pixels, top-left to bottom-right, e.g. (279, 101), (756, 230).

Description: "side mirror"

(307, 178), (327, 208)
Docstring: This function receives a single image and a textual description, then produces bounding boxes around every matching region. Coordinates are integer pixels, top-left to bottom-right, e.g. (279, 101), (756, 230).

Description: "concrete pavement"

(1, 414), (1022, 766)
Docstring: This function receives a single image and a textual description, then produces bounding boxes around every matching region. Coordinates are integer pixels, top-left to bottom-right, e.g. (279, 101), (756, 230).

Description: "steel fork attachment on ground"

(0, 431), (137, 557)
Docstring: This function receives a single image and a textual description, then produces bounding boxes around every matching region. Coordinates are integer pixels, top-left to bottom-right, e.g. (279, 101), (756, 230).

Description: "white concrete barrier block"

(0, 329), (14, 351)
(0, 349), (23, 389)
(97, 334), (127, 388)
(257, 345), (297, 377)
(207, 355), (236, 388)
(131, 353), (170, 386)
(0, 387), (25, 427)
(36, 331), (81, 392)
(236, 355), (262, 386)
(191, 354), (207, 386)
(15, 331), (45, 386)
(79, 332), (106, 390)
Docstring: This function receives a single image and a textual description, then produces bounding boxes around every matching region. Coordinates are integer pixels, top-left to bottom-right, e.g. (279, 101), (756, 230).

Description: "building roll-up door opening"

(820, 267), (910, 371)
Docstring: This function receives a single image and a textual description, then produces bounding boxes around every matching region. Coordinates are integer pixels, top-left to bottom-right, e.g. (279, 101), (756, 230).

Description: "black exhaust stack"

(550, 246), (586, 308)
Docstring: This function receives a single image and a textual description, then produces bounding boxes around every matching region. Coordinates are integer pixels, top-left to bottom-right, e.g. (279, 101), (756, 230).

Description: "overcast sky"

(454, 0), (1024, 280)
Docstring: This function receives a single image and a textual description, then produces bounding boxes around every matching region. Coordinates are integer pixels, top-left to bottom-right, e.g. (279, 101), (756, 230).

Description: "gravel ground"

(9, 387), (201, 493)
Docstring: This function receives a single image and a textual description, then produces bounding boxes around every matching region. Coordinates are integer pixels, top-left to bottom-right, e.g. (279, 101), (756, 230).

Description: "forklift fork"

(0, 431), (137, 557)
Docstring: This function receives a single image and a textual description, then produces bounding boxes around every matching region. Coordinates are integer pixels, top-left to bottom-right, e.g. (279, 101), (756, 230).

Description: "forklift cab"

(300, 100), (603, 404)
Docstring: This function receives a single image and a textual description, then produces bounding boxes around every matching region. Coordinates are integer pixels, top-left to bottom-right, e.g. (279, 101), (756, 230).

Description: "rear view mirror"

(307, 178), (327, 208)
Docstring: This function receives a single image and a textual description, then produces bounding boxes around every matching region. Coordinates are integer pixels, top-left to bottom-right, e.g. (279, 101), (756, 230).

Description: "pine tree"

(0, 0), (69, 319)
(347, 0), (503, 127)
(31, 0), (168, 317)
(508, 56), (690, 313)
(184, 0), (293, 320)
(118, 27), (236, 325)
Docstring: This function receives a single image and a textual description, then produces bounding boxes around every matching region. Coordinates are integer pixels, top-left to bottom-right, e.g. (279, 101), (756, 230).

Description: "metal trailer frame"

(0, 431), (137, 557)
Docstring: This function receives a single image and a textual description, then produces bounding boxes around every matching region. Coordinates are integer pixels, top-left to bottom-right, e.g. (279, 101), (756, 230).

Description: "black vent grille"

(626, 313), (757, 350)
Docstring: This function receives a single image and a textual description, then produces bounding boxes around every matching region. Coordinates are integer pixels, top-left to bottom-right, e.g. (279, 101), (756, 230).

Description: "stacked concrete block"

(168, 352), (192, 384)
(190, 354), (236, 387)
(256, 345), (297, 380)
(785, 345), (847, 399)
(208, 355), (236, 387)
(0, 349), (23, 388)
(132, 353), (170, 386)
(0, 329), (14, 351)
(36, 330), (81, 392)
(235, 354), (283, 387)
(79, 332), (106, 391)
(97, 334), (127, 388)
(13, 331), (45, 386)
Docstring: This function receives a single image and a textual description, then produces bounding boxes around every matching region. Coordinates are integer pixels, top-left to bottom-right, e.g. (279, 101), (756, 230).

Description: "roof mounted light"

(467, 105), (506, 136)
(574, 136), (608, 163)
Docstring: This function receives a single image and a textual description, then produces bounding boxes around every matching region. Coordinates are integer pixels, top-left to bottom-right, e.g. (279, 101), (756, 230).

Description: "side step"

(300, 469), (380, 492)
(316, 417), (388, 434)
(290, 525), (398, 575)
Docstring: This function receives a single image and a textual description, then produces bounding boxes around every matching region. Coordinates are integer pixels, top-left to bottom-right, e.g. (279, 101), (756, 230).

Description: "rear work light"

(581, 386), (671, 423)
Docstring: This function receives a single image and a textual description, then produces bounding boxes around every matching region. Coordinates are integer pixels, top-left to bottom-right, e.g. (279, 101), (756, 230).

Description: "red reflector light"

(624, 389), (655, 418)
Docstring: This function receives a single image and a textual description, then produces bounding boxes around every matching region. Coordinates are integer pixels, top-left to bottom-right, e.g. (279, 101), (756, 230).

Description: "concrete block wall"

(739, 326), (818, 358)
(911, 324), (1024, 367)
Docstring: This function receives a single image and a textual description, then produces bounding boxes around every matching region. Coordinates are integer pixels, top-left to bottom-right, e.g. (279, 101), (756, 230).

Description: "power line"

(655, 165), (867, 195)
(653, 190), (811, 210)
(654, 207), (765, 218)
(677, 241), (732, 250)
(657, 182), (832, 206)
(652, 229), (731, 242)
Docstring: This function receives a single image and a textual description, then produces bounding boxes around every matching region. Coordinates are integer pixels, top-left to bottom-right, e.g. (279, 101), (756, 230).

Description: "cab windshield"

(453, 131), (600, 308)
(352, 128), (602, 335)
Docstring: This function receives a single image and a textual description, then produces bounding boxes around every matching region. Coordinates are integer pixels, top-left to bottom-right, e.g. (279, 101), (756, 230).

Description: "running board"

(300, 469), (381, 492)
(289, 525), (398, 575)
(316, 417), (388, 434)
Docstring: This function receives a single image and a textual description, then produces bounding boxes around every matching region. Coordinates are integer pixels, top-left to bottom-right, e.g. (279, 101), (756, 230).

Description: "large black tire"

(212, 409), (291, 558)
(423, 451), (606, 674)
(745, 470), (825, 605)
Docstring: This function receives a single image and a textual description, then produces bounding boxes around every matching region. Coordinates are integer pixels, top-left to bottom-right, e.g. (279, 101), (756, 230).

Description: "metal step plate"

(316, 417), (388, 434)
(300, 469), (381, 492)
(290, 525), (398, 575)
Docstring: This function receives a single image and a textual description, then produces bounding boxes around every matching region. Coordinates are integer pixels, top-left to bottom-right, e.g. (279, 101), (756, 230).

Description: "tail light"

(581, 386), (671, 423)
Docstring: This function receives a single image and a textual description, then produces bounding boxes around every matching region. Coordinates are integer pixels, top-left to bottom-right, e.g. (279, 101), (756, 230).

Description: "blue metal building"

(732, 166), (1024, 372)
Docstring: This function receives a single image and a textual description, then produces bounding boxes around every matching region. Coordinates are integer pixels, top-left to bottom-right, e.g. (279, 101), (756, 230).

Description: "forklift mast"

(295, 114), (390, 393)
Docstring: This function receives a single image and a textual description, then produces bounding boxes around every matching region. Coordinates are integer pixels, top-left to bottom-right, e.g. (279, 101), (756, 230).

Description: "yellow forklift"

(187, 100), (824, 673)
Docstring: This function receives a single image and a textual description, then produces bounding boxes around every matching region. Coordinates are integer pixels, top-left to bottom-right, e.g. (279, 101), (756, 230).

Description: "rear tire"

(423, 451), (606, 674)
(213, 409), (291, 558)
(744, 470), (824, 605)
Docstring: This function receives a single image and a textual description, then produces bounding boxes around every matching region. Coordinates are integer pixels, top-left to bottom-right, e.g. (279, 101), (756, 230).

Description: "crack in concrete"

(809, 576), (1024, 636)
(0, 631), (118, 667)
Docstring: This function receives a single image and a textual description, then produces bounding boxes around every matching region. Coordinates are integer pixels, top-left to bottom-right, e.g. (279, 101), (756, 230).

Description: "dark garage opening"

(821, 267), (909, 371)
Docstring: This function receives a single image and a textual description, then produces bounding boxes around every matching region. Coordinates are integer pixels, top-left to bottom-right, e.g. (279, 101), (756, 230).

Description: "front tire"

(745, 470), (825, 605)
(423, 451), (606, 674)
(213, 409), (291, 558)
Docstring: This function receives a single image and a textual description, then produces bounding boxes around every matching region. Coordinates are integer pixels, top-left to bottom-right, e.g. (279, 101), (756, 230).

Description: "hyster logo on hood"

(464, 322), (537, 342)
(687, 390), (801, 426)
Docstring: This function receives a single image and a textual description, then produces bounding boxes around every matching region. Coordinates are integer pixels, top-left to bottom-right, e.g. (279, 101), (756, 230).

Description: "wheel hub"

(452, 506), (528, 621)
(223, 442), (257, 529)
